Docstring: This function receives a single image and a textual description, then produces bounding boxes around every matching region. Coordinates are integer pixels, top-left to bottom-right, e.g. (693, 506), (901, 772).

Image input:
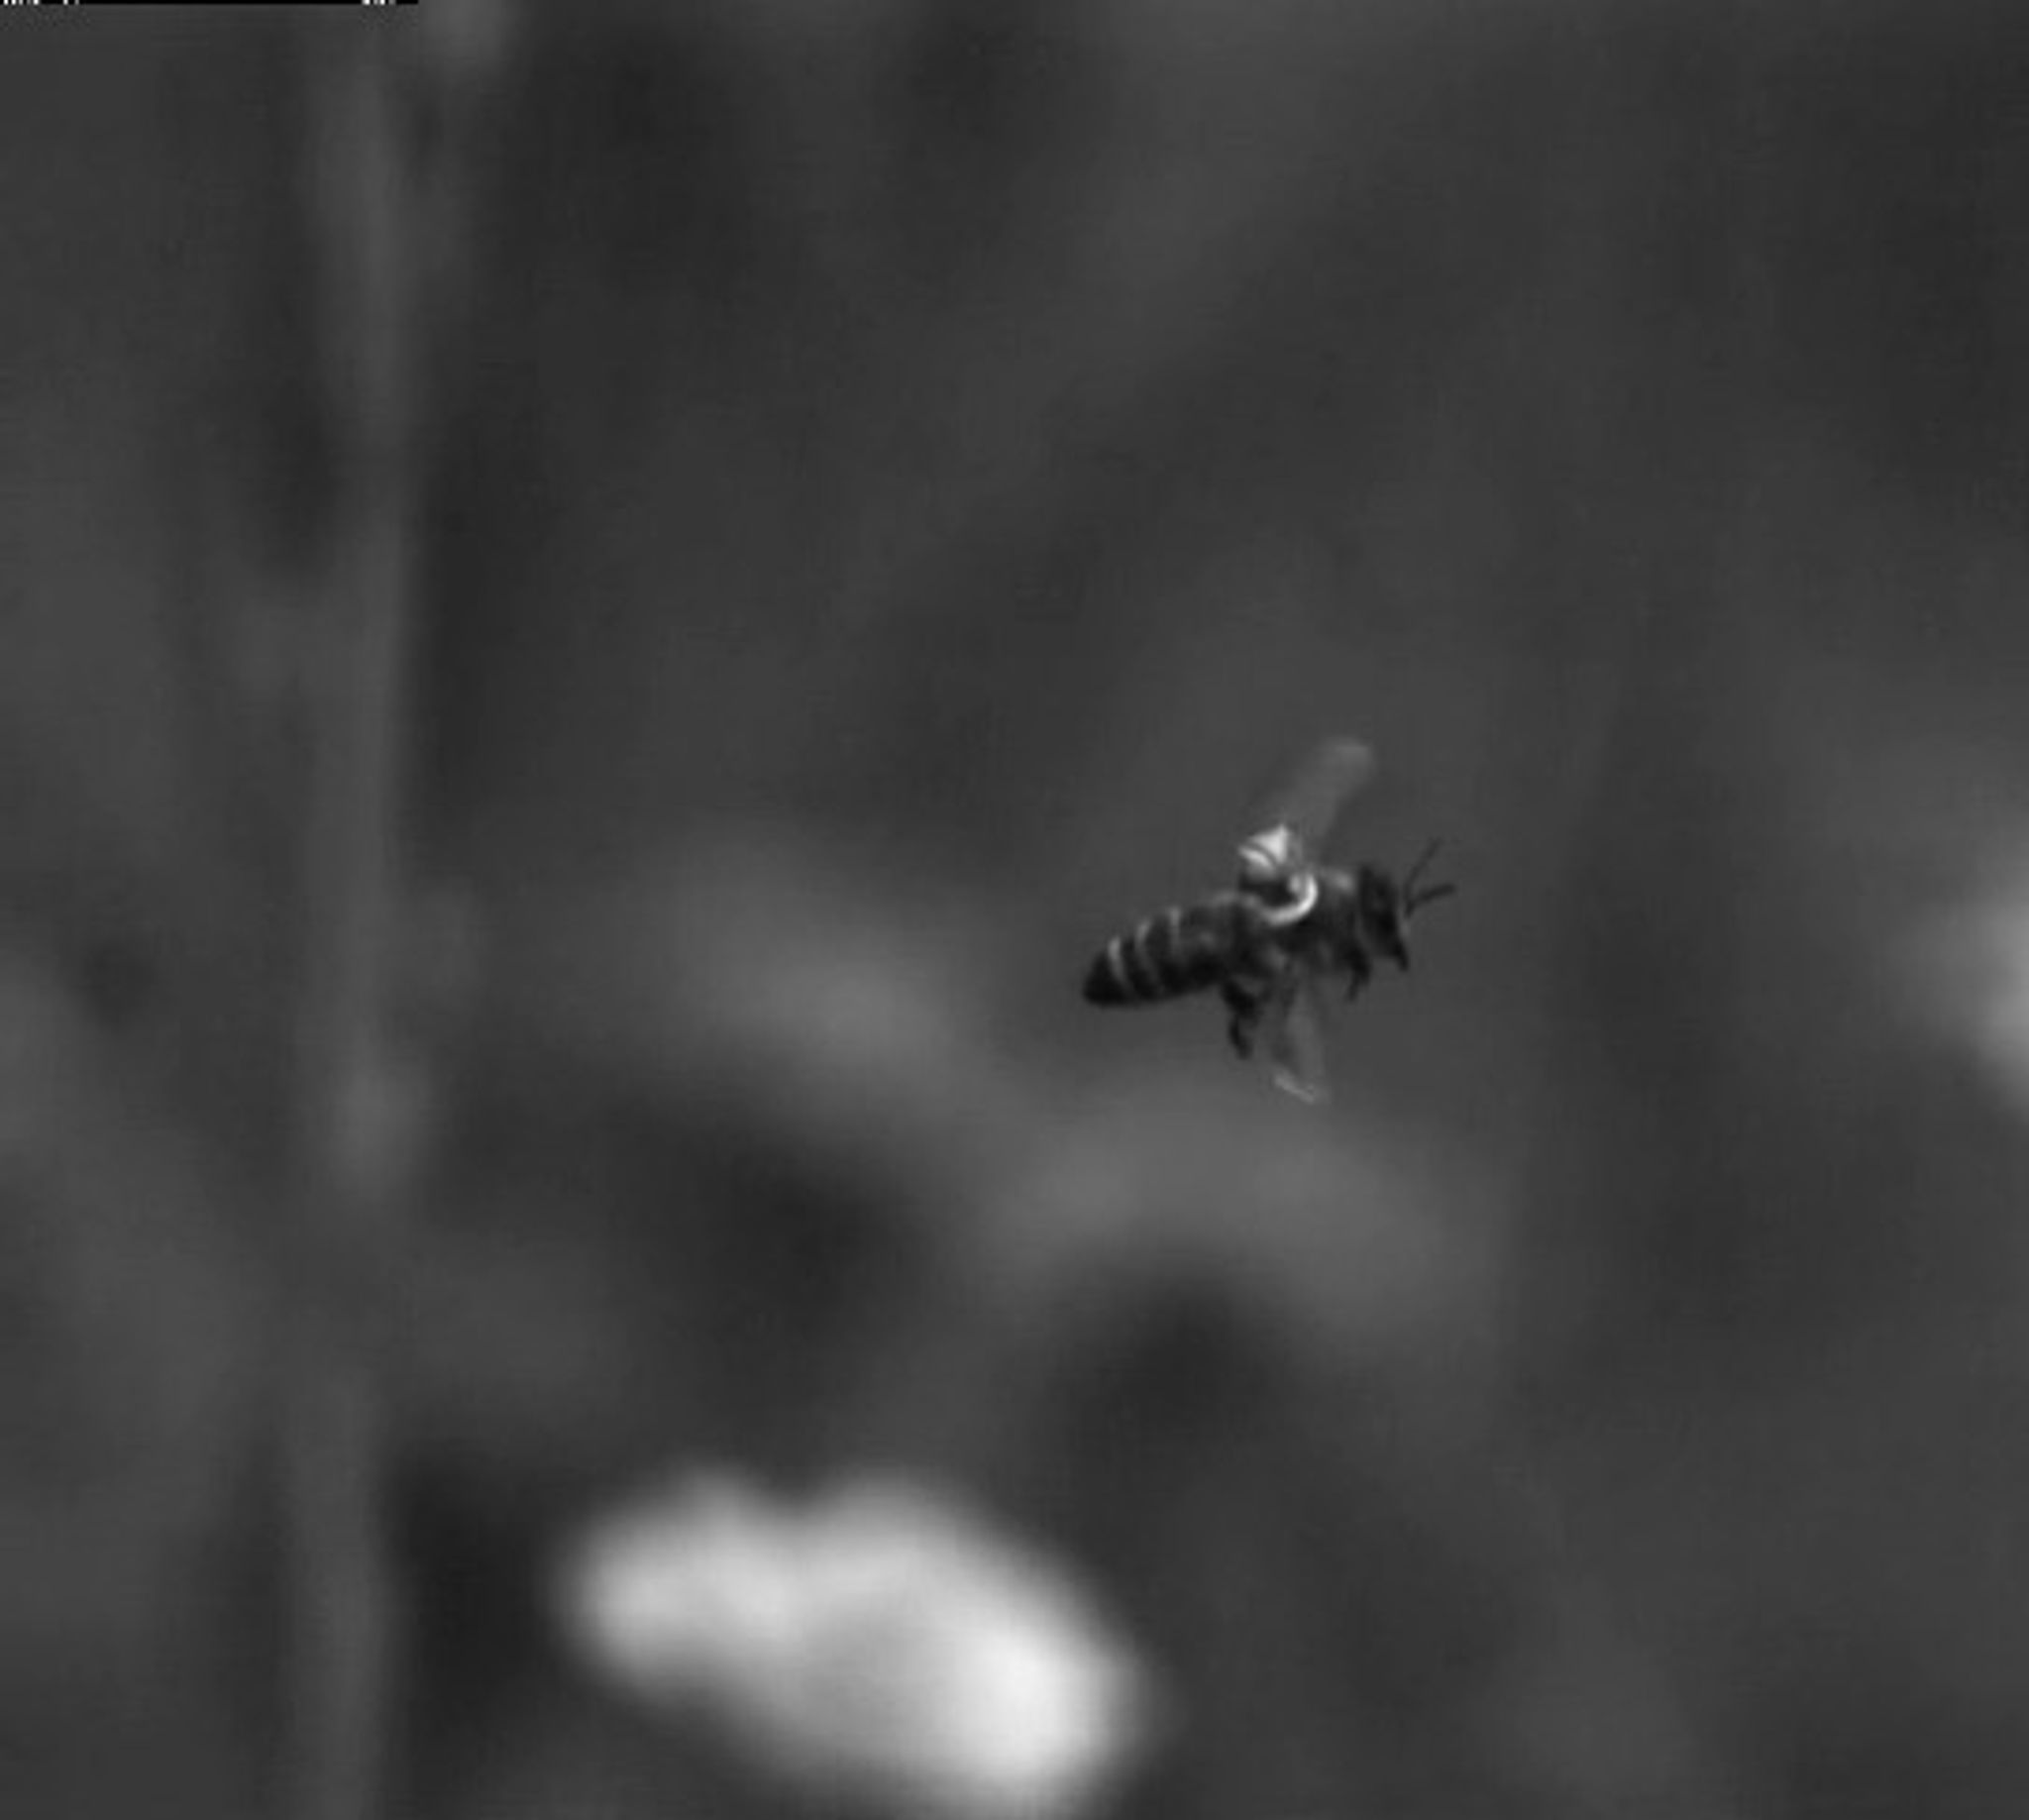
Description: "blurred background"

(7, 4), (2029, 1817)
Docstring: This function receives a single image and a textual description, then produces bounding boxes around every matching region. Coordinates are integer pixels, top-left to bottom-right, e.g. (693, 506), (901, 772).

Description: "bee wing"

(1263, 974), (1333, 1106)
(1244, 736), (1377, 860)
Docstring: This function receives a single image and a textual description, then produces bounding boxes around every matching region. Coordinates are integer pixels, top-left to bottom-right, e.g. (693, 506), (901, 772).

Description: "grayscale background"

(7, 5), (2029, 1818)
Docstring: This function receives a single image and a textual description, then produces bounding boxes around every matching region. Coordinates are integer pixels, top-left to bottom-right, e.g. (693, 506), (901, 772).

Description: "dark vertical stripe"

(1193, 897), (1251, 993)
(1145, 906), (1183, 985)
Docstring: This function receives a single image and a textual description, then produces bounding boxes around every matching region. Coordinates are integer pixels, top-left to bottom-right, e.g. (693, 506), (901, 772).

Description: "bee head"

(1357, 840), (1456, 972)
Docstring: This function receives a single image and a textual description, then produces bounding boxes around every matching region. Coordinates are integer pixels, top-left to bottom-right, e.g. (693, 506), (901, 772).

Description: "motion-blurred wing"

(1246, 736), (1376, 859)
(1262, 975), (1332, 1106)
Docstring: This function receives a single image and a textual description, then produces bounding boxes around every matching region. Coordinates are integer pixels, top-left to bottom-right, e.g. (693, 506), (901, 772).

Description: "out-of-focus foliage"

(558, 1465), (1155, 1820)
(8, 5), (2029, 1820)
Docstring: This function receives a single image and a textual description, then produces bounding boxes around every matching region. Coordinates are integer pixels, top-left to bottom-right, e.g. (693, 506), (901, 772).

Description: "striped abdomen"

(1083, 893), (1269, 1006)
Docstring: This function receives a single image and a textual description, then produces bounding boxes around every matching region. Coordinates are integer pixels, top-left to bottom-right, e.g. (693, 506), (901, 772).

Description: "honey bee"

(1081, 737), (1454, 1103)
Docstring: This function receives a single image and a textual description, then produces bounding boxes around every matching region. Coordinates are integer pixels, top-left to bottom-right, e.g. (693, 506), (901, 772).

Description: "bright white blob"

(1909, 851), (2029, 1115)
(557, 1468), (1157, 1820)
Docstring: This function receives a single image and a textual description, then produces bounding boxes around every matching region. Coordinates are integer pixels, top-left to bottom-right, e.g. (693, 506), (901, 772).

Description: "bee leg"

(1221, 982), (1257, 1057)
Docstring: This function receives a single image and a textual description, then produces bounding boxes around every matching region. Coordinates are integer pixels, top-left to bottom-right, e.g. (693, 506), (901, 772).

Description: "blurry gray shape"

(557, 1467), (1159, 1820)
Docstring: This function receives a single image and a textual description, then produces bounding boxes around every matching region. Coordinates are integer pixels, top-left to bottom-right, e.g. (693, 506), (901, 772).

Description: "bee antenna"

(1402, 839), (1456, 913)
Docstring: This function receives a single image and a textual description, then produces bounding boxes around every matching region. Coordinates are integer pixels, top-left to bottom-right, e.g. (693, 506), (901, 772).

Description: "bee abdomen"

(1083, 900), (1248, 1006)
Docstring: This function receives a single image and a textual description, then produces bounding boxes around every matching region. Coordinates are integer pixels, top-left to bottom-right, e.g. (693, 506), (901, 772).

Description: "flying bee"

(1081, 737), (1456, 1103)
